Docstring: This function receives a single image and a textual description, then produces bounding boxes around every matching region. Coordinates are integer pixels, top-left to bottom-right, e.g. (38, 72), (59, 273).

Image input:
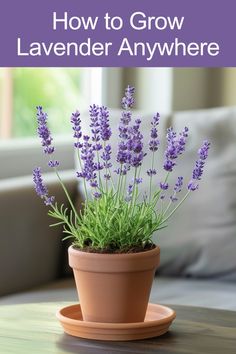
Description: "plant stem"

(160, 190), (191, 225)
(161, 199), (164, 215)
(129, 167), (137, 214)
(115, 163), (122, 204)
(96, 150), (103, 192)
(54, 168), (80, 220)
(162, 191), (177, 217)
(153, 172), (170, 207)
(108, 167), (115, 191)
(149, 151), (155, 202)
(76, 149), (88, 202)
(103, 142), (108, 194)
(122, 173), (127, 198)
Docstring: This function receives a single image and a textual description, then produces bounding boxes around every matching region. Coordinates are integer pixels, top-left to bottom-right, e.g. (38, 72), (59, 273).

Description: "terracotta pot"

(68, 245), (160, 323)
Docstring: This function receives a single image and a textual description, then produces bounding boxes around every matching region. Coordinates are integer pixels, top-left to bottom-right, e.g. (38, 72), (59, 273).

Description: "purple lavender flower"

(33, 167), (48, 197)
(101, 144), (112, 169)
(74, 141), (83, 149)
(71, 110), (82, 139)
(130, 153), (145, 168)
(48, 160), (59, 168)
(118, 113), (132, 142)
(99, 106), (111, 141)
(147, 169), (157, 176)
(149, 113), (160, 152)
(45, 197), (55, 206)
(192, 160), (205, 180)
(71, 110), (83, 148)
(122, 86), (135, 110)
(177, 127), (189, 155)
(120, 111), (132, 127)
(90, 181), (98, 188)
(80, 136), (94, 179)
(33, 167), (55, 206)
(126, 178), (142, 196)
(169, 176), (184, 202)
(128, 119), (143, 154)
(94, 162), (103, 171)
(160, 182), (169, 190)
(188, 140), (210, 191)
(163, 127), (189, 172)
(116, 141), (131, 165)
(36, 107), (60, 169)
(128, 118), (146, 168)
(114, 165), (130, 176)
(134, 177), (143, 184)
(77, 135), (98, 187)
(198, 140), (210, 160)
(187, 181), (199, 191)
(163, 128), (177, 171)
(36, 106), (55, 155)
(193, 140), (210, 181)
(125, 183), (134, 202)
(89, 104), (102, 151)
(116, 86), (136, 173)
(174, 176), (184, 193)
(149, 140), (159, 152)
(128, 184), (133, 194)
(163, 159), (176, 172)
(94, 192), (102, 199)
(170, 195), (178, 202)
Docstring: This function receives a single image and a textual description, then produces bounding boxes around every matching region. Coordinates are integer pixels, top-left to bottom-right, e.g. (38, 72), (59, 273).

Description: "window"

(0, 68), (102, 139)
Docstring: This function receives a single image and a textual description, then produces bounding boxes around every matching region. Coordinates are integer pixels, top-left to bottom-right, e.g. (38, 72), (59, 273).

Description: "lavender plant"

(33, 87), (210, 253)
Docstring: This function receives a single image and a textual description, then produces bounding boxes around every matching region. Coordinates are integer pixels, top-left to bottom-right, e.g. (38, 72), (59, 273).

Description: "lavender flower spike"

(163, 126), (189, 172)
(128, 118), (146, 168)
(170, 176), (184, 202)
(198, 140), (210, 160)
(149, 113), (160, 152)
(174, 176), (184, 193)
(125, 183), (133, 202)
(122, 85), (135, 110)
(116, 86), (135, 172)
(33, 167), (55, 206)
(77, 135), (98, 188)
(188, 140), (210, 191)
(101, 144), (112, 169)
(160, 182), (169, 190)
(89, 104), (102, 151)
(37, 106), (54, 155)
(71, 110), (82, 148)
(147, 169), (157, 176)
(94, 192), (102, 199)
(99, 106), (112, 141)
(48, 160), (59, 168)
(36, 106), (59, 168)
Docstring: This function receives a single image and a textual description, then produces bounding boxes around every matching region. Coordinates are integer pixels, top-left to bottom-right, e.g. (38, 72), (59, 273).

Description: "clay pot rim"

(69, 244), (160, 259)
(69, 244), (160, 273)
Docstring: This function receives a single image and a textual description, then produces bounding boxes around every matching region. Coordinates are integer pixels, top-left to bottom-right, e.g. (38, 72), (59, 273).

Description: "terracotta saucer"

(56, 303), (176, 341)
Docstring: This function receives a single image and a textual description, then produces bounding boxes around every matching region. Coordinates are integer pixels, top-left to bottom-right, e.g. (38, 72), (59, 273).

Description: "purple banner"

(0, 0), (235, 67)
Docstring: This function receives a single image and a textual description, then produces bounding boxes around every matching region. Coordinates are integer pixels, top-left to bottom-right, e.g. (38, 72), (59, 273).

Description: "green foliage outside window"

(12, 68), (82, 137)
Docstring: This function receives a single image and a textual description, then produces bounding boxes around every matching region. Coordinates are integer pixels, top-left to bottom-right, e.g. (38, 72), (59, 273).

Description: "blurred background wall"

(122, 68), (236, 112)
